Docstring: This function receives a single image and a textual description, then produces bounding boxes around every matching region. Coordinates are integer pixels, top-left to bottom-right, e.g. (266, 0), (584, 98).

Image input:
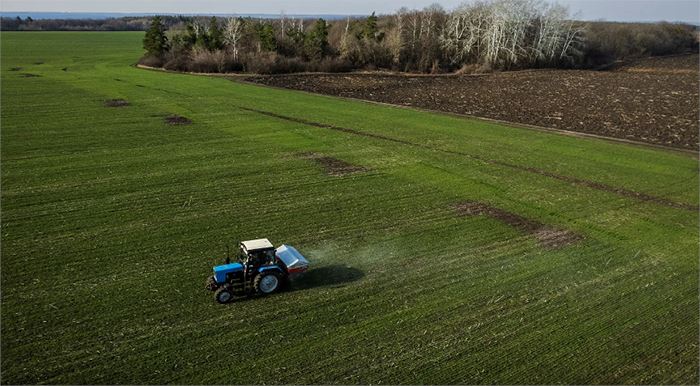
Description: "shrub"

(582, 22), (698, 67)
(342, 38), (393, 70)
(162, 39), (193, 71)
(138, 55), (164, 68)
(314, 57), (353, 73)
(186, 48), (243, 73)
(187, 48), (220, 72)
(163, 52), (190, 71)
(243, 52), (307, 74)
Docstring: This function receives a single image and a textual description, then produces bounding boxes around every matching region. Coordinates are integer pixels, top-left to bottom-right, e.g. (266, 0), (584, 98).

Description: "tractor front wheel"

(205, 276), (218, 291)
(214, 286), (234, 304)
(254, 272), (282, 295)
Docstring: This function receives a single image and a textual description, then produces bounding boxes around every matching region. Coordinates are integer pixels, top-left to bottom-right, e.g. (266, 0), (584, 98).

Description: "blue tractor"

(206, 238), (309, 304)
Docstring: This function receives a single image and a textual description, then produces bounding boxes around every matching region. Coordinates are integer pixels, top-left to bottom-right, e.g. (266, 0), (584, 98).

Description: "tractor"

(205, 238), (309, 304)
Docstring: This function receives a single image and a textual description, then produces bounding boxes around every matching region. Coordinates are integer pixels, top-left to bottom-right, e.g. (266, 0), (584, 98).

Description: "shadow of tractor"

(291, 265), (364, 291)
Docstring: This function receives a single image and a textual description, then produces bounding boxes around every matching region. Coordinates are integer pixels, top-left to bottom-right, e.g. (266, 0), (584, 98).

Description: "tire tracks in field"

(238, 106), (698, 212)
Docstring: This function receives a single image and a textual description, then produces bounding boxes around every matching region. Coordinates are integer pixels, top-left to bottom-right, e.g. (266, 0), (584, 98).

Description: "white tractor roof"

(241, 238), (274, 251)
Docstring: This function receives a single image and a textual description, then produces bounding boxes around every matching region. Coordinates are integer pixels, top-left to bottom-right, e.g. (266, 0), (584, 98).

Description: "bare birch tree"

(441, 0), (583, 69)
(387, 8), (407, 65)
(223, 17), (243, 60)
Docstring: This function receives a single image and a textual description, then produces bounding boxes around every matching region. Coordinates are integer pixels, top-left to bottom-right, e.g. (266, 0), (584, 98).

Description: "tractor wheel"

(254, 272), (282, 295)
(214, 286), (234, 304)
(205, 276), (218, 291)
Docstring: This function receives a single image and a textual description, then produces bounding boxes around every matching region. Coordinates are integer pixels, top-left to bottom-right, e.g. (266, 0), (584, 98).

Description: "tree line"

(141, 2), (698, 74)
(0, 16), (165, 31)
(9, 1), (695, 74)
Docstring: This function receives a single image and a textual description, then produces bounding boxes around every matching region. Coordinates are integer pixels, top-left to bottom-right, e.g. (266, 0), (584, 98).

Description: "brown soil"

(616, 54), (698, 75)
(533, 228), (584, 249)
(247, 54), (699, 150)
(453, 202), (582, 249)
(240, 106), (698, 211)
(104, 99), (129, 108)
(164, 115), (193, 125)
(300, 152), (367, 176)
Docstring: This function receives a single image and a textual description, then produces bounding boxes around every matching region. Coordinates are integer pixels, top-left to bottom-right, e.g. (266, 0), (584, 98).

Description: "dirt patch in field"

(300, 152), (367, 176)
(18, 73), (41, 78)
(104, 99), (129, 107)
(247, 54), (699, 150)
(455, 202), (541, 232)
(164, 115), (193, 125)
(532, 228), (584, 249)
(454, 202), (582, 249)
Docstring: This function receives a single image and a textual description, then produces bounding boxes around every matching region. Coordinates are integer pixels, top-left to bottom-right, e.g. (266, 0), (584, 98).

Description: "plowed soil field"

(248, 54), (699, 150)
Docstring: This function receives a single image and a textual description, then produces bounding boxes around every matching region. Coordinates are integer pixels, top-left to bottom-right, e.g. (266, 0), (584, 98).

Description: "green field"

(1, 31), (698, 384)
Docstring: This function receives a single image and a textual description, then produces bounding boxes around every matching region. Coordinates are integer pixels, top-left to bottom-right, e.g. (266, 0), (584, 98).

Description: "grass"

(1, 31), (698, 384)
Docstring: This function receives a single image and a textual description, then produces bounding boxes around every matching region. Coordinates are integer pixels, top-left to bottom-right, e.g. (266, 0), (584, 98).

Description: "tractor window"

(247, 251), (262, 265)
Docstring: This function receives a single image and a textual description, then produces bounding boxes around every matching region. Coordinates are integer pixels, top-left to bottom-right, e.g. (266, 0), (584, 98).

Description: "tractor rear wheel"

(254, 272), (282, 295)
(214, 286), (234, 304)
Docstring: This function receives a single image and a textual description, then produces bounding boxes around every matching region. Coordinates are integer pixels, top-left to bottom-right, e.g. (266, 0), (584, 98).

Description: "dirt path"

(247, 55), (699, 150)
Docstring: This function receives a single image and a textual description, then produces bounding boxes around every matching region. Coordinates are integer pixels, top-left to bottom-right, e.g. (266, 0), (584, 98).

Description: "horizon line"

(2, 10), (698, 24)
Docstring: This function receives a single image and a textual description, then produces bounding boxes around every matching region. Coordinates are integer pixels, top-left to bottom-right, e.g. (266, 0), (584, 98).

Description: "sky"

(1, 0), (699, 23)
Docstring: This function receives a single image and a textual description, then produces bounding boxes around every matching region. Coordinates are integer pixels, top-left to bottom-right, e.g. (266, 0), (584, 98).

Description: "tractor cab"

(239, 239), (276, 267)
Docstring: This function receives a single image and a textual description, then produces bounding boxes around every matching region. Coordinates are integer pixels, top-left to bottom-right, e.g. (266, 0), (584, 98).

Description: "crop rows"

(1, 32), (698, 384)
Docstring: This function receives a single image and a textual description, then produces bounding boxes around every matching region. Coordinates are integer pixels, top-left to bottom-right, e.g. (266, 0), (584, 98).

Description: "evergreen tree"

(184, 22), (198, 47)
(305, 18), (330, 60)
(284, 23), (306, 57)
(143, 16), (169, 57)
(364, 12), (378, 40)
(208, 17), (224, 50)
(286, 24), (306, 46)
(257, 23), (277, 51)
